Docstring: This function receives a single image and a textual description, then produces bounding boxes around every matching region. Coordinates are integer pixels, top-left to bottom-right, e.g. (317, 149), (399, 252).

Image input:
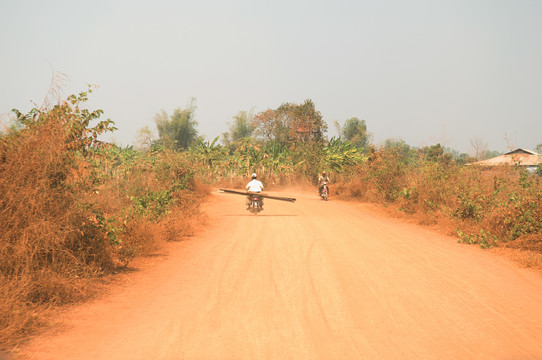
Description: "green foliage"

(422, 144), (453, 164)
(453, 189), (484, 221)
(154, 99), (198, 150)
(191, 136), (227, 168)
(291, 99), (328, 144)
(483, 150), (502, 159)
(454, 152), (476, 165)
(253, 99), (327, 146)
(11, 86), (116, 154)
(519, 168), (533, 189)
(85, 145), (201, 255)
(222, 110), (255, 145)
(382, 138), (417, 164)
(262, 141), (295, 173)
(130, 189), (175, 220)
(335, 117), (370, 150)
(363, 140), (418, 202)
(332, 139), (541, 250)
(146, 99), (365, 183)
(456, 229), (497, 248)
(324, 137), (366, 172)
(186, 133), (367, 183)
(88, 208), (122, 246)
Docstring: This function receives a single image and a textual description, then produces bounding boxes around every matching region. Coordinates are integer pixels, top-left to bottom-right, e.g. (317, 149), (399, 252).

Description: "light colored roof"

(470, 148), (542, 167)
(503, 148), (538, 156)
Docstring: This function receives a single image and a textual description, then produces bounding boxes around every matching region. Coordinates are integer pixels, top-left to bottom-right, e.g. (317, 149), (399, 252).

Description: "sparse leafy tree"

(135, 126), (156, 152)
(470, 137), (488, 160)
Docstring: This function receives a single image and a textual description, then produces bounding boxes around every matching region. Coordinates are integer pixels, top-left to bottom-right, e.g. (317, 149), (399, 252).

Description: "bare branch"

(41, 61), (69, 110)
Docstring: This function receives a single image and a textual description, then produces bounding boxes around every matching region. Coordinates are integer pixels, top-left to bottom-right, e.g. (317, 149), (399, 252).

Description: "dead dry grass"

(490, 248), (542, 273)
(0, 103), (210, 351)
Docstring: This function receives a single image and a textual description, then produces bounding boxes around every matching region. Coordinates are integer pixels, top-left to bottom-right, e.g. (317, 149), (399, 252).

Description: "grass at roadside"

(332, 147), (541, 268)
(0, 92), (208, 351)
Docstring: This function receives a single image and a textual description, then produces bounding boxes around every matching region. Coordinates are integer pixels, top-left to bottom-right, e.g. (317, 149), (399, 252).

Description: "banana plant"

(324, 137), (366, 172)
(192, 136), (226, 168)
(261, 140), (295, 175)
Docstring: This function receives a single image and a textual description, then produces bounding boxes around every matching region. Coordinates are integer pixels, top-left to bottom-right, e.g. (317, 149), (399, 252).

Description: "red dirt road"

(17, 190), (542, 359)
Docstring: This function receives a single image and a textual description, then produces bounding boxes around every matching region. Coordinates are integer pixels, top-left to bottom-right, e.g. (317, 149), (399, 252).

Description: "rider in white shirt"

(246, 173), (264, 209)
(246, 173), (264, 192)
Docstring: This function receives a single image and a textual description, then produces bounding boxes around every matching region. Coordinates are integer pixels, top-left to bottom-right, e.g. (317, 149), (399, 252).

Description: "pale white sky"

(1, 0), (541, 153)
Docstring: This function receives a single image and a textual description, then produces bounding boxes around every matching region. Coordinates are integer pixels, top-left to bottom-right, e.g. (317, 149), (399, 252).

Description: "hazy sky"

(1, 0), (541, 153)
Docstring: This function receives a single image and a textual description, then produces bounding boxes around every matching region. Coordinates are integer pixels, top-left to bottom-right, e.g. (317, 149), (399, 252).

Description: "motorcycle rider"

(318, 171), (330, 196)
(246, 173), (264, 210)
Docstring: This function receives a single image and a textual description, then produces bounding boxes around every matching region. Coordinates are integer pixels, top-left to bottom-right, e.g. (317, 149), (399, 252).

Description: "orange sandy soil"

(13, 189), (542, 359)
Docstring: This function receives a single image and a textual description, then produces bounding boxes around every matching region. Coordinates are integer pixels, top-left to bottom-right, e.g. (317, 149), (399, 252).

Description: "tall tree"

(253, 99), (327, 146)
(222, 110), (255, 146)
(134, 125), (155, 152)
(470, 137), (488, 160)
(290, 99), (327, 144)
(154, 99), (198, 150)
(335, 117), (370, 149)
(252, 106), (290, 144)
(382, 138), (416, 164)
(422, 143), (453, 164)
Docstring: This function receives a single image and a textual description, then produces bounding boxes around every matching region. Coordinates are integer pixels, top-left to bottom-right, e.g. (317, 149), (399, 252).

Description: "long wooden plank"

(219, 189), (296, 202)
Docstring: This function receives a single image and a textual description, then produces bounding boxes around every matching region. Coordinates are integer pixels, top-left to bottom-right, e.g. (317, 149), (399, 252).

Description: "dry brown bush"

(332, 150), (541, 266)
(0, 116), (115, 349)
(1, 93), (209, 350)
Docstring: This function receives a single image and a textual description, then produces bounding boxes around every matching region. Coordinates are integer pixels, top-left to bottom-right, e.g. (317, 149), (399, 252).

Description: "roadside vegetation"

(0, 89), (207, 350)
(332, 142), (541, 255)
(1, 88), (540, 350)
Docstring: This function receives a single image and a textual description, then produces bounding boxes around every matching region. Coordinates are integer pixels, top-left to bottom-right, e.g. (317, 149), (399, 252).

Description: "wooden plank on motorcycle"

(260, 194), (297, 202)
(219, 189), (296, 203)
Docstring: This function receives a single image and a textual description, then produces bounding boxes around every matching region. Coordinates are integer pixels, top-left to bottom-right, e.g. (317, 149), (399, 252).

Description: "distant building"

(469, 148), (542, 173)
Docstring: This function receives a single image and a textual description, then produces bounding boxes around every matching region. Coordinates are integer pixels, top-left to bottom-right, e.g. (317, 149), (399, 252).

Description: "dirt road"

(18, 189), (542, 359)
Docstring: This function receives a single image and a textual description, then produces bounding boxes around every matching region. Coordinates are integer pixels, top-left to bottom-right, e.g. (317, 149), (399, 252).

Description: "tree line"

(136, 98), (370, 153)
(133, 97), (535, 175)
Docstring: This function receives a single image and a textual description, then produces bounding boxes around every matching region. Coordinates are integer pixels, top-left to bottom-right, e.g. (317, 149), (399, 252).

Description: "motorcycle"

(248, 193), (263, 214)
(320, 181), (329, 201)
